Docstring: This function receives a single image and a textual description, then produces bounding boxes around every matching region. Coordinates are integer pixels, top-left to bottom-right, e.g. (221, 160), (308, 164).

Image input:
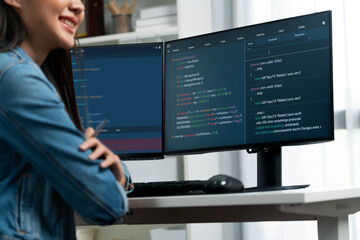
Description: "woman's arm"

(81, 127), (133, 190)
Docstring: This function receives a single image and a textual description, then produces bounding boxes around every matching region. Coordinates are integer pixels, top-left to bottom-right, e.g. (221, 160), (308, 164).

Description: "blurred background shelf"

(77, 0), (178, 46)
(78, 26), (178, 46)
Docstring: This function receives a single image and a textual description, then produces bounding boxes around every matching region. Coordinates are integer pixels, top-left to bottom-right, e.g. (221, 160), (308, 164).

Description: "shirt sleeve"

(121, 160), (134, 193)
(0, 62), (129, 225)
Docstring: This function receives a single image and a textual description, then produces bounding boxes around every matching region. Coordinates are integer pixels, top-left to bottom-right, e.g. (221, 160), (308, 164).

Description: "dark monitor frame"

(71, 43), (165, 160)
(163, 10), (334, 155)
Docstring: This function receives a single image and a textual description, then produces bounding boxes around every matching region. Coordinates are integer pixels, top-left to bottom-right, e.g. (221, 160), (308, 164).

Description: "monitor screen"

(164, 11), (333, 155)
(71, 43), (164, 160)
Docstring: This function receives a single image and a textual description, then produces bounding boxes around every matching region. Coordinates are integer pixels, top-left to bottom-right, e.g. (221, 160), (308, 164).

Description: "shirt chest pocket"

(16, 174), (45, 238)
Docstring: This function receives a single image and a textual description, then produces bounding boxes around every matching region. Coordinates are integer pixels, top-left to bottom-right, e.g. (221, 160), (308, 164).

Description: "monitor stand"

(245, 147), (309, 192)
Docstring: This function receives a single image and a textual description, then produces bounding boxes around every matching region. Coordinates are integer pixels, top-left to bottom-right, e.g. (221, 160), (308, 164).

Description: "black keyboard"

(127, 180), (310, 197)
(128, 180), (207, 197)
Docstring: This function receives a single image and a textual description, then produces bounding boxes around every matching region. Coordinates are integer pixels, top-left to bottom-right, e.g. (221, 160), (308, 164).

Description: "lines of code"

(246, 38), (331, 144)
(71, 44), (163, 156)
(165, 44), (246, 151)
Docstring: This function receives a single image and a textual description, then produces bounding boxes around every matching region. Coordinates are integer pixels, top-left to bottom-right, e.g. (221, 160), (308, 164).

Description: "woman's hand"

(79, 127), (126, 187)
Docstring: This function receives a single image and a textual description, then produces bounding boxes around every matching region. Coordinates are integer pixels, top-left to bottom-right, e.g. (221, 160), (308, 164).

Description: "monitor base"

(243, 184), (310, 193)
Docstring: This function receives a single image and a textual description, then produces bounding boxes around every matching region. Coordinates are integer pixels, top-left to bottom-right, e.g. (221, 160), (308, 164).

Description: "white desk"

(76, 187), (360, 240)
(125, 187), (360, 240)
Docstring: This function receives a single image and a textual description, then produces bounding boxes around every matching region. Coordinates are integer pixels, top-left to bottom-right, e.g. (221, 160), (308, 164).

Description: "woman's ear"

(3, 0), (21, 8)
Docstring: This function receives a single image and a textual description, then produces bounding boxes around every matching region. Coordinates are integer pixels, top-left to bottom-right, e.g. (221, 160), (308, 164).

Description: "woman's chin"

(56, 34), (76, 49)
(60, 39), (76, 50)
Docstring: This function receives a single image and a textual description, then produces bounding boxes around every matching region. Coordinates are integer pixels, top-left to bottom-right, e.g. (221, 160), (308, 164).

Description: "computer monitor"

(164, 11), (333, 189)
(71, 43), (164, 160)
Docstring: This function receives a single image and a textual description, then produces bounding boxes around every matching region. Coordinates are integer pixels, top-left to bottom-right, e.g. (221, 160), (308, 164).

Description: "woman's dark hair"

(41, 50), (83, 130)
(0, 0), (83, 130)
(0, 0), (26, 51)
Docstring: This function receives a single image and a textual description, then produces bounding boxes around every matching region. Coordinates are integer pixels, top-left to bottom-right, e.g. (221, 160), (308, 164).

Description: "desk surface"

(129, 187), (360, 208)
(76, 187), (360, 240)
(75, 187), (360, 225)
(124, 187), (360, 225)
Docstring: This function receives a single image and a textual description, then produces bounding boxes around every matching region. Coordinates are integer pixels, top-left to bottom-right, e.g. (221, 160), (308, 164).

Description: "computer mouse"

(204, 174), (244, 194)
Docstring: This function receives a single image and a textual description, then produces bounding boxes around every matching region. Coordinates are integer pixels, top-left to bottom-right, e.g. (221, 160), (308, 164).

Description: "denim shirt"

(0, 47), (131, 240)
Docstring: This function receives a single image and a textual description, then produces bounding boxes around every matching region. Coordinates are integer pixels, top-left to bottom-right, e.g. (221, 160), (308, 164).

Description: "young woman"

(0, 0), (132, 239)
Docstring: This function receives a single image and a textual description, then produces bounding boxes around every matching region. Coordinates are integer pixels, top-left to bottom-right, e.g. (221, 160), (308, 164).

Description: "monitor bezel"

(163, 10), (334, 156)
(72, 42), (165, 160)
